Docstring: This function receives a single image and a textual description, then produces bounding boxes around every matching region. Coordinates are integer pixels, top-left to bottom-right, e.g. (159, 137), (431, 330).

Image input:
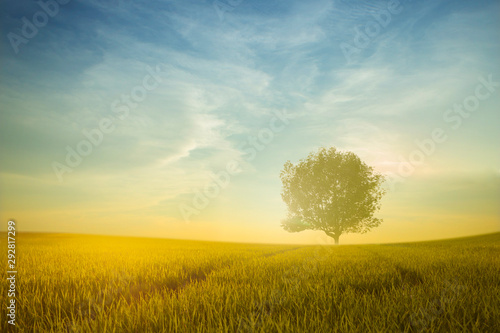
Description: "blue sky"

(1, 0), (499, 244)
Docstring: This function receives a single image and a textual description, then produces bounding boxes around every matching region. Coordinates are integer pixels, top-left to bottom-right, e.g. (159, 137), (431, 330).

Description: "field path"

(262, 247), (301, 257)
(359, 246), (425, 286)
(166, 246), (303, 295)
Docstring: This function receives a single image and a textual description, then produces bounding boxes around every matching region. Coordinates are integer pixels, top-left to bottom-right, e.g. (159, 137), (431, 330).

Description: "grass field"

(1, 232), (499, 332)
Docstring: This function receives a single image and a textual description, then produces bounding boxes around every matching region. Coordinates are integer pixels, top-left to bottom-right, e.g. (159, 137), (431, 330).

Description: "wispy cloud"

(1, 0), (498, 242)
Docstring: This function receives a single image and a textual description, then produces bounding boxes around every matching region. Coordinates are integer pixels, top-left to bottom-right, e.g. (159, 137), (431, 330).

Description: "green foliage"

(280, 147), (385, 243)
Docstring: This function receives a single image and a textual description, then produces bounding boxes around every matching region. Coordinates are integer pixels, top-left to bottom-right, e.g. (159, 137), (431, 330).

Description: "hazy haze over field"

(0, 0), (499, 243)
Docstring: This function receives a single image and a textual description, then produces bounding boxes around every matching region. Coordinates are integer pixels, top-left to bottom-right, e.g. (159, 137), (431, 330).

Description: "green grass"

(1, 232), (499, 332)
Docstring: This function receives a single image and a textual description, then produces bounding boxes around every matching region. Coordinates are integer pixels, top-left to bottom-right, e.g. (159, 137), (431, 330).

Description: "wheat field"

(1, 232), (499, 332)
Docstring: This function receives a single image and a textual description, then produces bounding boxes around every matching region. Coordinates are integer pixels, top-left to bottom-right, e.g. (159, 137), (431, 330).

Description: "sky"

(0, 0), (499, 245)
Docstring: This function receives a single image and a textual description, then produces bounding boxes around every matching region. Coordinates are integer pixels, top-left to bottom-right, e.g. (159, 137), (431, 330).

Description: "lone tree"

(280, 147), (385, 245)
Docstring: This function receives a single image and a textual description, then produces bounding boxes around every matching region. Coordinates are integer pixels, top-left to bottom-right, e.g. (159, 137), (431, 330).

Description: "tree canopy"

(280, 147), (385, 244)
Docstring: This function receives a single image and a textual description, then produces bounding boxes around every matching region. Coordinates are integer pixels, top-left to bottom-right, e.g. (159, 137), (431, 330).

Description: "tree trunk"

(324, 231), (341, 245)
